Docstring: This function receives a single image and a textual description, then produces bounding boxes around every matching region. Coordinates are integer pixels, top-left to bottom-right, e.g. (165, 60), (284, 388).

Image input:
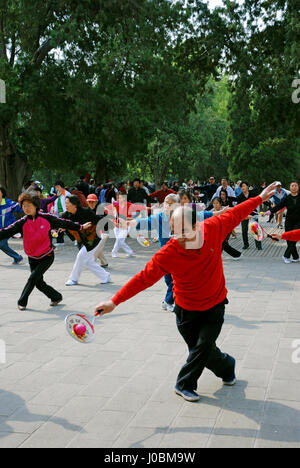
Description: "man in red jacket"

(94, 182), (277, 402)
(150, 182), (177, 204)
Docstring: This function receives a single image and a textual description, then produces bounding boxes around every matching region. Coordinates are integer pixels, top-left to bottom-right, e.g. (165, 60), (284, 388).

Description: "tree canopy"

(0, 0), (299, 196)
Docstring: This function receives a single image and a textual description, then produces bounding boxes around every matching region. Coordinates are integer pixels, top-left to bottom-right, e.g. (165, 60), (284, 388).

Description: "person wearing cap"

(86, 194), (99, 210)
(270, 183), (288, 228)
(87, 194), (109, 268)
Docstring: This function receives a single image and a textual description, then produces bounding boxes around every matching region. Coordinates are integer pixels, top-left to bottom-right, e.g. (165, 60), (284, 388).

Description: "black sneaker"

(242, 245), (249, 250)
(222, 356), (236, 386)
(174, 386), (200, 402)
(50, 298), (63, 307)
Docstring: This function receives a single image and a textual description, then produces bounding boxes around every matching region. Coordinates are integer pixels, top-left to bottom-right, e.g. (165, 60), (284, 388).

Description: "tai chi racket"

(65, 311), (102, 344)
(249, 221), (279, 242)
(136, 235), (157, 248)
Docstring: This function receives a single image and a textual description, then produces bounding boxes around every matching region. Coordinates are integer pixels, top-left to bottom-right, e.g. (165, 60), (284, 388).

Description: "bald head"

(170, 206), (204, 249)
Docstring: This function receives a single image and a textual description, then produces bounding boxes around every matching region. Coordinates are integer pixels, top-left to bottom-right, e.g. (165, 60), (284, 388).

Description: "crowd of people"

(1, 175), (300, 402)
(0, 175), (297, 303)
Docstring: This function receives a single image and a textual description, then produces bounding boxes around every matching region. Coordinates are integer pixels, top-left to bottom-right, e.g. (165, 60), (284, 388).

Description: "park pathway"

(0, 217), (300, 448)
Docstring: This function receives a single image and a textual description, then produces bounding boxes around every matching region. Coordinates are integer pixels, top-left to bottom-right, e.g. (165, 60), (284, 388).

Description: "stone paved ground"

(0, 218), (300, 448)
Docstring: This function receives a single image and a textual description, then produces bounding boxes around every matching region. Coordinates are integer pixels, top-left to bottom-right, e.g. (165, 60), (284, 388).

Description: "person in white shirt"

(270, 184), (289, 228)
(53, 180), (71, 246)
(211, 177), (236, 202)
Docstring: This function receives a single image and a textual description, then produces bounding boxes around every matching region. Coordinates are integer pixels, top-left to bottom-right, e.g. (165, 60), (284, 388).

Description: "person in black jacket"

(212, 198), (242, 260)
(77, 176), (90, 198)
(236, 182), (262, 251)
(127, 179), (153, 204)
(105, 183), (118, 204)
(201, 177), (219, 203)
(219, 188), (236, 208)
(268, 181), (300, 263)
(61, 195), (111, 286)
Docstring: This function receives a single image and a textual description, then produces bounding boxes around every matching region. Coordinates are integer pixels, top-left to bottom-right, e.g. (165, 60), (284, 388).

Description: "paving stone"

(0, 226), (300, 447)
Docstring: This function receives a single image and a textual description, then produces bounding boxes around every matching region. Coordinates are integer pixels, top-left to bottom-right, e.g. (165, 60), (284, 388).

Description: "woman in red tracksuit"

(94, 183), (277, 402)
(0, 192), (91, 310)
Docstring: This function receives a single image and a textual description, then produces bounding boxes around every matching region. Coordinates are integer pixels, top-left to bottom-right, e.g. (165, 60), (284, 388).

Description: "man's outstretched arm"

(210, 182), (278, 240)
(94, 252), (169, 316)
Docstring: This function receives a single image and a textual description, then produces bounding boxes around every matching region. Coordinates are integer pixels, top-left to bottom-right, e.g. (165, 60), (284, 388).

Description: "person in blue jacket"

(130, 193), (178, 312)
(0, 187), (24, 264)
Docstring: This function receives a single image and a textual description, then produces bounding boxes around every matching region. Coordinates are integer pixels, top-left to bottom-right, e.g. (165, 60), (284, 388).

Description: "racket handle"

(94, 309), (103, 317)
(267, 234), (279, 242)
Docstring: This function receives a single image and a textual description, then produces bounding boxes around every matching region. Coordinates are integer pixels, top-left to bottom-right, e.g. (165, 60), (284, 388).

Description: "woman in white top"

(52, 181), (71, 246)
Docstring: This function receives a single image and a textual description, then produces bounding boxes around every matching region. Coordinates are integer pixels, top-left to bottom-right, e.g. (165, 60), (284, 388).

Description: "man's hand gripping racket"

(65, 301), (115, 344)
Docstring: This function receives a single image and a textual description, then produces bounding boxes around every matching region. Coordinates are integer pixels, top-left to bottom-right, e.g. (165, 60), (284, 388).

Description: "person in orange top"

(93, 183), (277, 402)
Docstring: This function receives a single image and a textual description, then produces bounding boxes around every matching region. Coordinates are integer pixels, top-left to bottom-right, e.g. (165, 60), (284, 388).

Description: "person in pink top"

(0, 191), (91, 311)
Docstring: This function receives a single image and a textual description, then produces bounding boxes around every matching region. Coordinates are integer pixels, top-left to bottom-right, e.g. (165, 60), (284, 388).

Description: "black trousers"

(241, 219), (262, 249)
(284, 221), (300, 260)
(18, 253), (62, 307)
(56, 230), (65, 244)
(175, 300), (234, 391)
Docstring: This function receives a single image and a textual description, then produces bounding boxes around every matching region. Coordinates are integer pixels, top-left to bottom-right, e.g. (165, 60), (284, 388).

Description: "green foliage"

(134, 76), (230, 185)
(221, 0), (300, 185)
(0, 0), (207, 194)
(1, 0), (300, 195)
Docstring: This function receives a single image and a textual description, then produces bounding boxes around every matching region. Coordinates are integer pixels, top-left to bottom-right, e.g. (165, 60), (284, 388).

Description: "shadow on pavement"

(127, 380), (300, 447)
(0, 389), (84, 443)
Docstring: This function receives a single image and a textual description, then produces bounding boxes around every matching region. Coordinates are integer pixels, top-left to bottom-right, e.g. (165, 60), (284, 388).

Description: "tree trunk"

(153, 156), (168, 189)
(0, 125), (31, 200)
(95, 159), (106, 184)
